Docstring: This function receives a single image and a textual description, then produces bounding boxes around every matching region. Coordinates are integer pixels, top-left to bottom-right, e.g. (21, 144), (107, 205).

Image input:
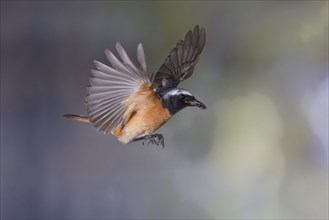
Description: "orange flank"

(113, 83), (172, 143)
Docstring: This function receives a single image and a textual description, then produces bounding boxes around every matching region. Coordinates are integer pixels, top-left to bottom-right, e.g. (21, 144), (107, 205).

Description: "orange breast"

(113, 86), (172, 144)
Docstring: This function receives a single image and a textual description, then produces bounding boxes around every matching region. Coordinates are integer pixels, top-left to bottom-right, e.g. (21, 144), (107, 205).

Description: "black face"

(160, 88), (206, 115)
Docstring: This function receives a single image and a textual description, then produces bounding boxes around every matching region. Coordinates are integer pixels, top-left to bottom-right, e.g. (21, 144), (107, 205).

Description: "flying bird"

(64, 25), (206, 147)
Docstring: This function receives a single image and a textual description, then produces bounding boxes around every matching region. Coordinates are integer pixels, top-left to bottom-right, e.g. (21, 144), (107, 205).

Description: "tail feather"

(63, 114), (90, 123)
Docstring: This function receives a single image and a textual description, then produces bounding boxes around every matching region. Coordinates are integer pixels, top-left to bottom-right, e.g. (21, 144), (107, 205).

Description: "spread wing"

(152, 25), (206, 91)
(86, 42), (151, 134)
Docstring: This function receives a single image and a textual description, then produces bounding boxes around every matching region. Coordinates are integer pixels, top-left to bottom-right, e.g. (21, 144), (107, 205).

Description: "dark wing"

(86, 43), (150, 134)
(152, 25), (206, 91)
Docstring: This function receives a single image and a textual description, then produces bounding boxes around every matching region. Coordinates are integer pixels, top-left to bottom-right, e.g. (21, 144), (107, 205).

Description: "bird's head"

(160, 88), (206, 115)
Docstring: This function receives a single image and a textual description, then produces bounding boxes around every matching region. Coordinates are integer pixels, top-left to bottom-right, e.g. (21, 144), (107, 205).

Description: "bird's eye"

(180, 94), (186, 100)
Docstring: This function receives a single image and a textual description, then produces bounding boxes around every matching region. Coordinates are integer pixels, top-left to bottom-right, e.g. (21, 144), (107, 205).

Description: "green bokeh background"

(1, 1), (328, 219)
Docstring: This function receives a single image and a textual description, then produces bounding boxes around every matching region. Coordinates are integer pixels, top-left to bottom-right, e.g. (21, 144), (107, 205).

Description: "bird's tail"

(63, 114), (90, 123)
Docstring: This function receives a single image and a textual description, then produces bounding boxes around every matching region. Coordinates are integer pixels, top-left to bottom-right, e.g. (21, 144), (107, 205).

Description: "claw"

(131, 134), (165, 148)
(146, 134), (164, 148)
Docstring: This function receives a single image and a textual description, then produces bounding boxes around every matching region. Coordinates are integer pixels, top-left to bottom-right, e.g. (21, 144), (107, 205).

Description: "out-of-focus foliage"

(1, 1), (328, 219)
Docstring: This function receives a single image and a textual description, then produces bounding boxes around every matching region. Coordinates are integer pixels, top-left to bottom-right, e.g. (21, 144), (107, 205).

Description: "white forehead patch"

(177, 89), (192, 96)
(165, 88), (192, 98)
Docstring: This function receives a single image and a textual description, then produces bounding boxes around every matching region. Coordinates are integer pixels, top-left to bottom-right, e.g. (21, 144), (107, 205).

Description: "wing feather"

(93, 60), (141, 84)
(152, 25), (206, 91)
(182, 31), (192, 63)
(137, 44), (147, 73)
(115, 43), (140, 73)
(176, 41), (183, 66)
(88, 99), (126, 119)
(86, 43), (151, 134)
(105, 49), (138, 78)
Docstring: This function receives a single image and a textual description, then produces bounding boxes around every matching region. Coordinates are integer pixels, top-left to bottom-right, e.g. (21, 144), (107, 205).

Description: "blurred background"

(1, 1), (328, 219)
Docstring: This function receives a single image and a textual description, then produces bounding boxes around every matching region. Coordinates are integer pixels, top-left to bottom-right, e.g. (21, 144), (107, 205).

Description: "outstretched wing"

(152, 25), (206, 91)
(86, 43), (150, 134)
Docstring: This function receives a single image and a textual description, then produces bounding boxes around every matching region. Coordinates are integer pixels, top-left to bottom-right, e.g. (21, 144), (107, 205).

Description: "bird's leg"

(131, 134), (164, 148)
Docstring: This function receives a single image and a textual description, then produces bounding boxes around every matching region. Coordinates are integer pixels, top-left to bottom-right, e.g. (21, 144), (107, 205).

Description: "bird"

(63, 25), (206, 147)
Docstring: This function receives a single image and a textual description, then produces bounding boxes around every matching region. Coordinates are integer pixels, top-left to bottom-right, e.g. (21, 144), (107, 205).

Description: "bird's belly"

(114, 103), (172, 144)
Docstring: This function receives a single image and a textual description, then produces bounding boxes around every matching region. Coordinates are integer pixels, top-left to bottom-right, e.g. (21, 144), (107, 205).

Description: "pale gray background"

(1, 1), (328, 219)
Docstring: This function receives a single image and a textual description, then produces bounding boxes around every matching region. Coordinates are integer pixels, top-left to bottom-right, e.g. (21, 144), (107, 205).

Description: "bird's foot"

(142, 134), (164, 148)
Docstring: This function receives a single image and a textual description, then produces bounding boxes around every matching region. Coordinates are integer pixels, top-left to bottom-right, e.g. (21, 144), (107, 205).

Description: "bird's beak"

(187, 99), (206, 109)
